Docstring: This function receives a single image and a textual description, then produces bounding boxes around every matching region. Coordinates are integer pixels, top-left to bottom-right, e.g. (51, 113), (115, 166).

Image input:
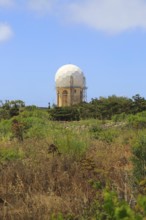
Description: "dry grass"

(0, 140), (135, 220)
(0, 139), (94, 219)
(0, 125), (136, 219)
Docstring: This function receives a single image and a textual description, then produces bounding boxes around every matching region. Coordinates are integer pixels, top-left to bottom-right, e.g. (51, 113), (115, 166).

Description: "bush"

(112, 113), (127, 122)
(132, 135), (146, 181)
(127, 112), (146, 130)
(0, 108), (10, 120)
(11, 119), (26, 141)
(49, 107), (80, 121)
(90, 126), (119, 143)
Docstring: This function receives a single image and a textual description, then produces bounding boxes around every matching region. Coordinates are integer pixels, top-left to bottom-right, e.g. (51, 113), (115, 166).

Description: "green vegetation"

(49, 94), (146, 121)
(0, 147), (24, 161)
(132, 134), (146, 181)
(0, 96), (146, 219)
(49, 106), (80, 121)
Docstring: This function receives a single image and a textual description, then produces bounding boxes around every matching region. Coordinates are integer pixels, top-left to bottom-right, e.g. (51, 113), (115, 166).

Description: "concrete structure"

(55, 64), (87, 107)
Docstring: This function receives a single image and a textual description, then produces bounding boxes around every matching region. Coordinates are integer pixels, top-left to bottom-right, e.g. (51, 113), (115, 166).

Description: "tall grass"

(0, 108), (146, 219)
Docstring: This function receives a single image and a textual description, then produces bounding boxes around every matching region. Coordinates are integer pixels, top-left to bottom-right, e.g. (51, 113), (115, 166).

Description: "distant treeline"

(1, 94), (146, 121)
(49, 94), (146, 121)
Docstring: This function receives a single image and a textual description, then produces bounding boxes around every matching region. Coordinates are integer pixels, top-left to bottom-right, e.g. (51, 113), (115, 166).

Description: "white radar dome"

(55, 64), (85, 88)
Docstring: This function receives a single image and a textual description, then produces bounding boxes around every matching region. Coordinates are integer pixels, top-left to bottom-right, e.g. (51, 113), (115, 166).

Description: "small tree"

(1, 100), (25, 118)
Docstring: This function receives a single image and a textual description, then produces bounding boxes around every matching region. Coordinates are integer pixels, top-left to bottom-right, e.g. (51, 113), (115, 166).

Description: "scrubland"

(0, 106), (146, 219)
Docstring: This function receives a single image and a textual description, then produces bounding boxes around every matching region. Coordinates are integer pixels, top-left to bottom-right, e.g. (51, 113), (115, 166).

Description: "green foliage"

(20, 112), (51, 139)
(90, 95), (133, 119)
(49, 106), (80, 121)
(89, 124), (103, 133)
(0, 100), (146, 219)
(0, 147), (24, 161)
(84, 190), (145, 220)
(76, 94), (146, 120)
(0, 108), (10, 120)
(88, 179), (103, 190)
(0, 100), (25, 119)
(11, 118), (26, 141)
(90, 125), (119, 143)
(51, 213), (64, 220)
(49, 124), (89, 158)
(115, 205), (143, 220)
(99, 129), (119, 143)
(127, 112), (146, 130)
(10, 108), (51, 140)
(103, 191), (118, 219)
(137, 196), (146, 216)
(89, 124), (103, 140)
(1, 94), (146, 122)
(112, 113), (127, 122)
(24, 105), (37, 111)
(0, 119), (12, 140)
(132, 135), (146, 181)
(132, 94), (146, 114)
(21, 108), (50, 119)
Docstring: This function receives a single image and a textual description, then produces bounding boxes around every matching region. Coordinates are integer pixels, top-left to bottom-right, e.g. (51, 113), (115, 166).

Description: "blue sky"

(0, 0), (146, 106)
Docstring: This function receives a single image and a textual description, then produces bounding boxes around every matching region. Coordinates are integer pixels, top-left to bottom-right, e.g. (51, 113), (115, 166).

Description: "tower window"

(62, 90), (68, 106)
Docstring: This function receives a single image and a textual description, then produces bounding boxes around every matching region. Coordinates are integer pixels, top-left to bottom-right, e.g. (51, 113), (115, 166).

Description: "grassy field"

(0, 108), (146, 219)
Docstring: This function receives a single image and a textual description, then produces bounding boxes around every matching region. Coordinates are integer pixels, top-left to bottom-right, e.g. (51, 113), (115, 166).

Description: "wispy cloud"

(1, 0), (146, 34)
(0, 0), (14, 7)
(64, 0), (146, 34)
(0, 23), (13, 43)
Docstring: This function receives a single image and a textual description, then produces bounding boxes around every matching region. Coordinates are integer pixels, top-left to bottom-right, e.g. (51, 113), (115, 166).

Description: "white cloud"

(0, 0), (14, 7)
(0, 23), (13, 43)
(28, 0), (54, 14)
(65, 0), (146, 34)
(1, 0), (146, 34)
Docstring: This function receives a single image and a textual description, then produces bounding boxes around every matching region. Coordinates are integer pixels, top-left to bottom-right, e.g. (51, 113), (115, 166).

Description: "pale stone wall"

(56, 87), (83, 107)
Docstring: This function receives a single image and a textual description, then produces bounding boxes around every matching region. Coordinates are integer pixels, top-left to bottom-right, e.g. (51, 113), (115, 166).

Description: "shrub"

(99, 129), (119, 143)
(112, 113), (127, 123)
(90, 126), (119, 143)
(84, 190), (144, 220)
(127, 113), (146, 130)
(132, 135), (146, 181)
(49, 107), (80, 121)
(11, 119), (26, 141)
(0, 108), (10, 120)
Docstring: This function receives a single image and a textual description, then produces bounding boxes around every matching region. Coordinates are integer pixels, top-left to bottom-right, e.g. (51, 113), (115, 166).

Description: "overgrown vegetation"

(0, 96), (146, 219)
(49, 94), (146, 121)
